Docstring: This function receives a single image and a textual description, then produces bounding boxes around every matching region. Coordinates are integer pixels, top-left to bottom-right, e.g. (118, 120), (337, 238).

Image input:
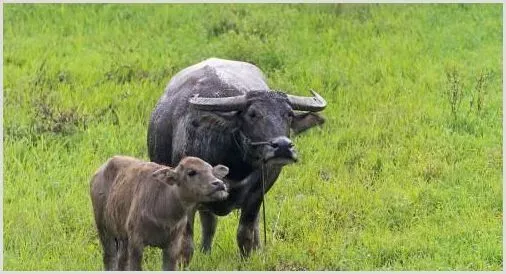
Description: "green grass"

(2, 3), (503, 271)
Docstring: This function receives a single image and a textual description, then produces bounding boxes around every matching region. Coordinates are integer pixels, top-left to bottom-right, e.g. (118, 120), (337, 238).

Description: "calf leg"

(116, 239), (128, 271)
(98, 231), (117, 270)
(181, 206), (197, 267)
(162, 247), (178, 271)
(127, 239), (144, 271)
(199, 209), (218, 254)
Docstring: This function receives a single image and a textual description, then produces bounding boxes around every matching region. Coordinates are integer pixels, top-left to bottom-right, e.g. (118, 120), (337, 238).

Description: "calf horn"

(287, 89), (327, 112)
(189, 94), (247, 111)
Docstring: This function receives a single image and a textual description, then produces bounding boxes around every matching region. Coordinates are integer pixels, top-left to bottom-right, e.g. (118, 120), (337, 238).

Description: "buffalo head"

(189, 89), (327, 167)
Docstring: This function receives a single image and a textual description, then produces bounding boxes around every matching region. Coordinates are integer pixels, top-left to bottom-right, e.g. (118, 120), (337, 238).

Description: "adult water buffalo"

(147, 58), (326, 258)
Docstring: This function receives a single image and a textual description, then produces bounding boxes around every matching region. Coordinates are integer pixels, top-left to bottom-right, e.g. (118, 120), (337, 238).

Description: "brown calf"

(90, 156), (229, 271)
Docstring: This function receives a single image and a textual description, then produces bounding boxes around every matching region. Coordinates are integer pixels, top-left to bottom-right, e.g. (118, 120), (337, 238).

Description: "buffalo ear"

(212, 164), (229, 179)
(196, 111), (241, 130)
(152, 167), (178, 185)
(290, 112), (325, 135)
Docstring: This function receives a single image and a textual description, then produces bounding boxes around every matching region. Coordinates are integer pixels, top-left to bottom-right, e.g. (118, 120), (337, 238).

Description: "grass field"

(2, 3), (503, 271)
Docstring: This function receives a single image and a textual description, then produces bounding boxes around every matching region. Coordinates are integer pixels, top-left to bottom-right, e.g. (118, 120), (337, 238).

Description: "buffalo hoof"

(237, 224), (260, 258)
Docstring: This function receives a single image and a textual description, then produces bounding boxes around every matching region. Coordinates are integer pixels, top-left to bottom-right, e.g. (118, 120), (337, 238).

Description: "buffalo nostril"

(211, 181), (221, 187)
(270, 139), (293, 150)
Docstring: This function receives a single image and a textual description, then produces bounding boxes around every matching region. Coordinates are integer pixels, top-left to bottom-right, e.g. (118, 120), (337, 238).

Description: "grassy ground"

(2, 3), (503, 271)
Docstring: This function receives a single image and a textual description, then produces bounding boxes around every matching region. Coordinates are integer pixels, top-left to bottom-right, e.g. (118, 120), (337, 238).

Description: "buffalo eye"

(248, 110), (257, 119)
(286, 111), (295, 118)
(188, 170), (197, 177)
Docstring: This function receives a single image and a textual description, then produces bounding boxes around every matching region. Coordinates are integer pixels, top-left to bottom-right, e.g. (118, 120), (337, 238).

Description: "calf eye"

(188, 170), (197, 177)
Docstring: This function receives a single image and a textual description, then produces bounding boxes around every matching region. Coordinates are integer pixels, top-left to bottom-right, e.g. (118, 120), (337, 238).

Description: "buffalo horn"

(287, 89), (327, 112)
(189, 94), (247, 111)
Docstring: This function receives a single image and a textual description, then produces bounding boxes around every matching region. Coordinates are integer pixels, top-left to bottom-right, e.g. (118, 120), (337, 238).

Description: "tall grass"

(2, 4), (503, 270)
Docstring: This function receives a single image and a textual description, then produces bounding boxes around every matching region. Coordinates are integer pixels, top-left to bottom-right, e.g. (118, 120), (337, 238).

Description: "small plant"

(443, 64), (492, 128)
(207, 18), (238, 38)
(32, 92), (87, 135)
(469, 69), (491, 115)
(444, 65), (464, 121)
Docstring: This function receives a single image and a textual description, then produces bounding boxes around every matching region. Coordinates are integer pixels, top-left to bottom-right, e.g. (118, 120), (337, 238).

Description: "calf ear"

(212, 164), (229, 179)
(152, 167), (178, 185)
(290, 112), (325, 135)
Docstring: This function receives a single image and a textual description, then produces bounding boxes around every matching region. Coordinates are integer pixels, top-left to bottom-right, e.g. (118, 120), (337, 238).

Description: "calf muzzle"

(211, 181), (227, 191)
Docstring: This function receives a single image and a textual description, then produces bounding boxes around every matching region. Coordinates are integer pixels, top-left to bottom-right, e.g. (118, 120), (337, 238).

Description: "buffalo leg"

(199, 209), (218, 253)
(237, 198), (262, 258)
(237, 167), (280, 258)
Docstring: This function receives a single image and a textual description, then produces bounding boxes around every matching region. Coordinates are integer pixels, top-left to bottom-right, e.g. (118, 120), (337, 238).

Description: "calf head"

(152, 156), (230, 202)
(190, 90), (327, 167)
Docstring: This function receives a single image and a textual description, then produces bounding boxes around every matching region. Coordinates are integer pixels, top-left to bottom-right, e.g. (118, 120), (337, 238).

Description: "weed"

(421, 162), (443, 183)
(104, 64), (147, 84)
(32, 92), (87, 135)
(443, 64), (494, 135)
(103, 63), (174, 85)
(444, 64), (464, 121)
(2, 3), (502, 271)
(208, 19), (239, 38)
(470, 69), (492, 115)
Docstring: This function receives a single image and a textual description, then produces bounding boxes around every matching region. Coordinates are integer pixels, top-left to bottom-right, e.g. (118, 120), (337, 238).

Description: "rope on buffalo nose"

(261, 163), (267, 248)
(251, 141), (271, 146)
(244, 139), (269, 247)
